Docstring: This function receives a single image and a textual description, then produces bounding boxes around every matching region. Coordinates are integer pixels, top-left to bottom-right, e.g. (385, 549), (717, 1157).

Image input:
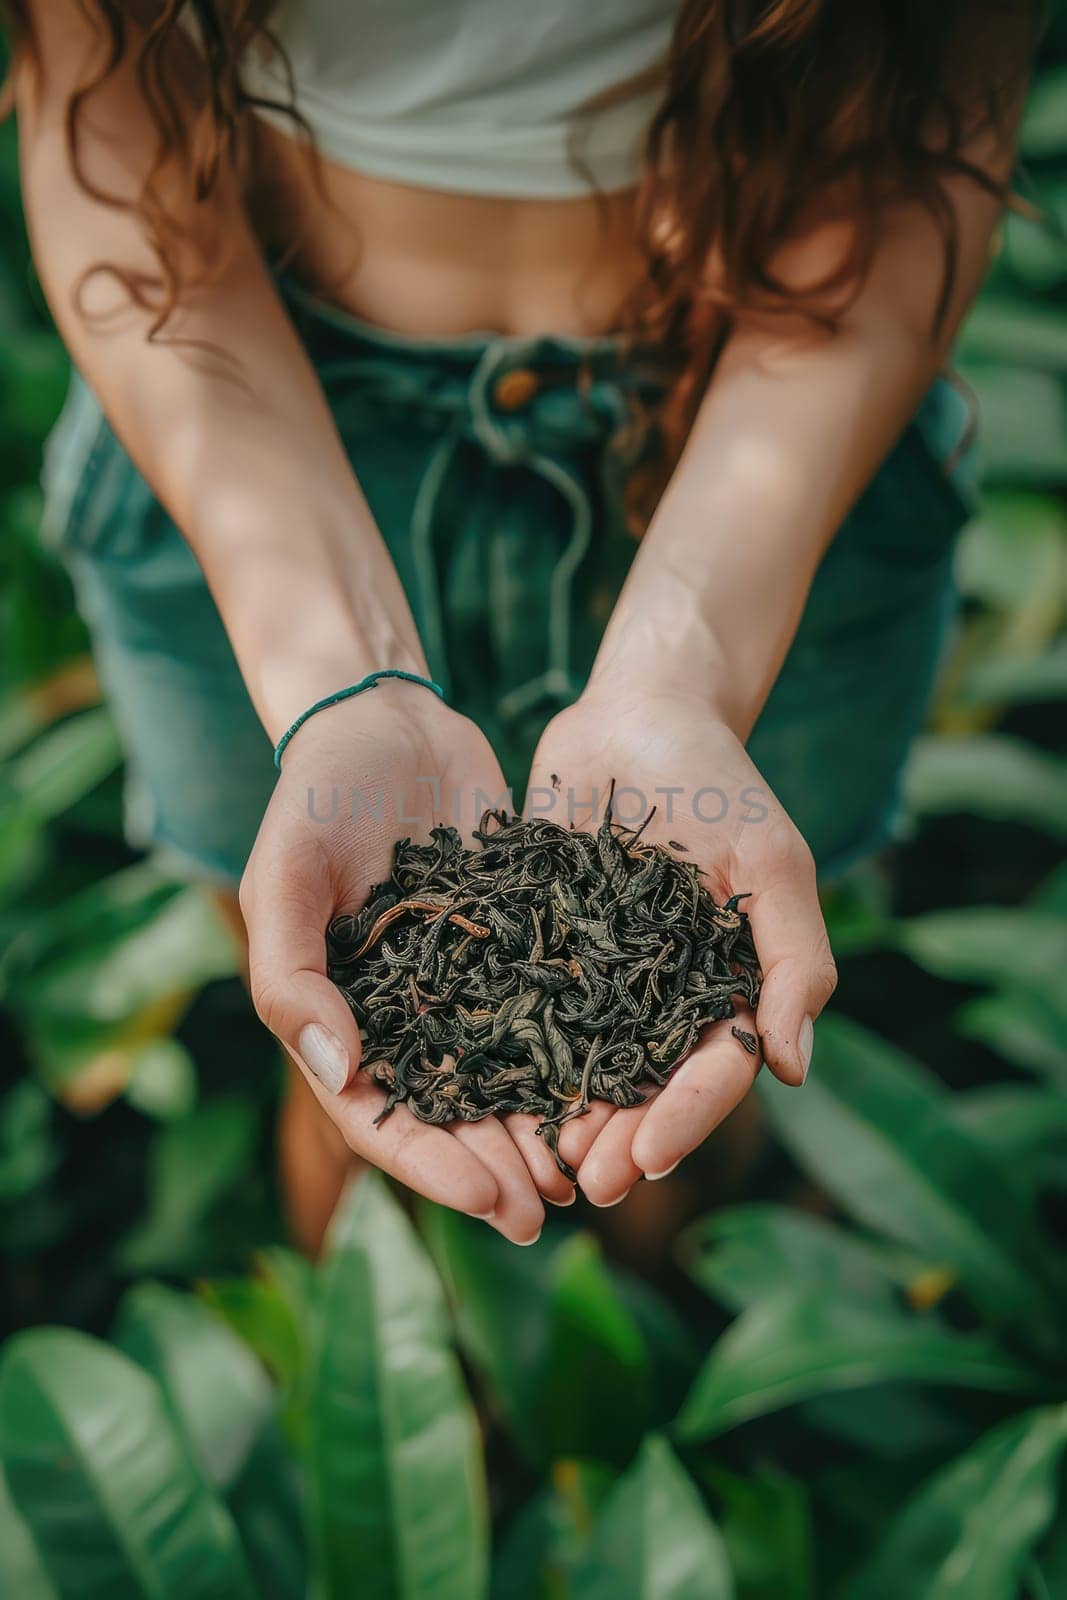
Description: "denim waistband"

(277, 272), (667, 713)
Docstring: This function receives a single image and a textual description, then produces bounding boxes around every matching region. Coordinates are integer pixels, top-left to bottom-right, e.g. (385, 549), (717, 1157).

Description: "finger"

(450, 1118), (546, 1245)
(503, 1112), (576, 1206)
(577, 1103), (649, 1207)
(630, 1010), (762, 1179)
(742, 848), (837, 1087)
(242, 839), (363, 1095)
(555, 1099), (614, 1174)
(291, 1049), (499, 1219)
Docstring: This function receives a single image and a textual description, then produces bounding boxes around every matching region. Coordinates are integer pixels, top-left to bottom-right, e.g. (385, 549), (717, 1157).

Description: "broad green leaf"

(114, 1283), (275, 1490)
(953, 494), (1067, 613)
(709, 1466), (811, 1600)
(421, 1201), (555, 1462)
(118, 1100), (259, 1274)
(124, 1038), (199, 1121)
(954, 363), (1066, 483)
(1002, 209), (1067, 290)
(571, 1435), (733, 1600)
(674, 1291), (1033, 1441)
(0, 861), (176, 994)
(0, 1464), (57, 1599)
(960, 307), (1067, 377)
(423, 1206), (651, 1467)
(310, 1173), (489, 1600)
(542, 1235), (652, 1465)
(1022, 68), (1067, 155)
(1, 705), (120, 825)
(202, 1249), (319, 1452)
(113, 1284), (307, 1600)
(891, 908), (1067, 999)
(17, 885), (238, 1031)
(680, 1205), (914, 1314)
(491, 1462), (617, 1600)
(1032, 1509), (1067, 1598)
(800, 1383), (964, 1461)
(847, 1406), (1067, 1600)
(902, 735), (1067, 839)
(0, 1328), (255, 1599)
(758, 1015), (1054, 1329)
(957, 641), (1067, 708)
(0, 1078), (57, 1202)
(954, 1087), (1067, 1191)
(956, 987), (1067, 1085)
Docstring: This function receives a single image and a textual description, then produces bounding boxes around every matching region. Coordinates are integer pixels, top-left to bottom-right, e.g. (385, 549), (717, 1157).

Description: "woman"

(8, 2), (1033, 1249)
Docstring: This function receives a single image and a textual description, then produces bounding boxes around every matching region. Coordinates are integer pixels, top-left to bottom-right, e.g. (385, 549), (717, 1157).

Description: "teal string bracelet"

(273, 669), (445, 770)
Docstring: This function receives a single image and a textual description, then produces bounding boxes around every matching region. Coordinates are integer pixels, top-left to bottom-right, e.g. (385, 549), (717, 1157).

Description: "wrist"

(585, 619), (756, 741)
(190, 496), (430, 745)
(254, 613), (430, 747)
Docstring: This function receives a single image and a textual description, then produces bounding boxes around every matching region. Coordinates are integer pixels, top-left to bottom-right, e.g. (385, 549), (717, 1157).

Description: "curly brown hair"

(2, 0), (1041, 518)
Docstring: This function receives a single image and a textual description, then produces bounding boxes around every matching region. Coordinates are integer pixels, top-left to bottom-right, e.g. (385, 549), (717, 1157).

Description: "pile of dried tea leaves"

(325, 800), (763, 1180)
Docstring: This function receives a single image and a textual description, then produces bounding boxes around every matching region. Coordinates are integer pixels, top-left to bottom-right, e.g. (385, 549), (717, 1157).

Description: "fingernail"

(518, 1228), (543, 1246)
(297, 1022), (349, 1094)
(548, 1191), (576, 1207)
(645, 1159), (681, 1181)
(799, 1014), (815, 1082)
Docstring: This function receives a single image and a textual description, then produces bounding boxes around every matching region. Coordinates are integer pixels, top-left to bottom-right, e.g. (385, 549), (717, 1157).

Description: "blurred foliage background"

(1, 16), (1065, 1600)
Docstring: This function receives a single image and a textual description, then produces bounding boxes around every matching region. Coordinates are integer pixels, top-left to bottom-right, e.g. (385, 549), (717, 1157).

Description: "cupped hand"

(522, 683), (838, 1206)
(239, 681), (565, 1244)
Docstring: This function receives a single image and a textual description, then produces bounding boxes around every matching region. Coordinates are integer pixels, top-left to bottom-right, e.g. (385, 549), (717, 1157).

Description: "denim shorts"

(37, 273), (980, 889)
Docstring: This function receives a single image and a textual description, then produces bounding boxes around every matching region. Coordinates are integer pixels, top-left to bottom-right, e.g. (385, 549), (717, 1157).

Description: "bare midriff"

(245, 116), (649, 341)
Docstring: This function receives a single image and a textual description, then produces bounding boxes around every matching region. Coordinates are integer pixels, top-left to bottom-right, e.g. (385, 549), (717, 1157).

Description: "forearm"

(589, 121), (1020, 740)
(589, 312), (949, 738)
(16, 10), (424, 743)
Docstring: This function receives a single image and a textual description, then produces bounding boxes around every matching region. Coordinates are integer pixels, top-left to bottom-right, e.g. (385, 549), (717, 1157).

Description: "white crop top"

(240, 0), (677, 198)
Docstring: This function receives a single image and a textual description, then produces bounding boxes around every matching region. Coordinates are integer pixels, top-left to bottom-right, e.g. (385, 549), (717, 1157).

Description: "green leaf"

(891, 908), (1067, 998)
(201, 1249), (319, 1453)
(960, 306), (1067, 376)
(847, 1406), (1067, 1600)
(758, 1015), (1055, 1330)
(1021, 68), (1067, 156)
(113, 1284), (307, 1600)
(1, 706), (120, 825)
(17, 885), (238, 1032)
(113, 1283), (275, 1490)
(118, 1100), (259, 1275)
(423, 1206), (651, 1468)
(0, 1464), (57, 1599)
(0, 1078), (57, 1202)
(902, 736), (1067, 839)
(571, 1435), (734, 1600)
(123, 1039), (198, 1121)
(542, 1235), (652, 1465)
(955, 640), (1067, 708)
(953, 1087), (1067, 1191)
(0, 1327), (256, 1599)
(954, 363), (1067, 483)
(491, 1462), (617, 1600)
(674, 1291), (1033, 1441)
(953, 494), (1067, 613)
(709, 1466), (811, 1600)
(310, 1173), (489, 1600)
(680, 1204), (914, 1314)
(956, 987), (1067, 1085)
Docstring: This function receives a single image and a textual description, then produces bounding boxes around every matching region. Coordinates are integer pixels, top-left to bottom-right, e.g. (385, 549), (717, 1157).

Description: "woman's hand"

(522, 683), (838, 1206)
(239, 681), (567, 1244)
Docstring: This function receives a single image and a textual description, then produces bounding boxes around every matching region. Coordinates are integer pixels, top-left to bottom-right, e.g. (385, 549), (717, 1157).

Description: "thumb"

(743, 853), (838, 1087)
(239, 842), (362, 1097)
